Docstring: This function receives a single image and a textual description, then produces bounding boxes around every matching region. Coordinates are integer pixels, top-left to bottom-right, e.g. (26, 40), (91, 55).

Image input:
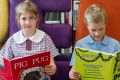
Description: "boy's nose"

(95, 32), (99, 36)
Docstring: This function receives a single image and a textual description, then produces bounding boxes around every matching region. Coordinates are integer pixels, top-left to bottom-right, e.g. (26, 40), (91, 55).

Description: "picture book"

(74, 47), (120, 80)
(0, 51), (50, 80)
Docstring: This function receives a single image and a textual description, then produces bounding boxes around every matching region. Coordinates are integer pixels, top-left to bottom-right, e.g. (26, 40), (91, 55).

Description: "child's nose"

(25, 19), (30, 25)
(95, 32), (99, 36)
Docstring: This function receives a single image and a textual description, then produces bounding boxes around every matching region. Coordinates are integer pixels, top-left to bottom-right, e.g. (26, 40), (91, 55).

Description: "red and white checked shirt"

(0, 29), (59, 60)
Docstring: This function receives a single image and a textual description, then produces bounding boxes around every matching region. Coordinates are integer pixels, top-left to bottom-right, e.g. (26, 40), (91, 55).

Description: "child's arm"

(0, 37), (14, 60)
(69, 67), (80, 80)
(43, 58), (56, 76)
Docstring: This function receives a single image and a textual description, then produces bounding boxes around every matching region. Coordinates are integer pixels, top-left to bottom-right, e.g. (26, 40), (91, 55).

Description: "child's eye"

(91, 29), (96, 32)
(99, 28), (103, 31)
(22, 17), (26, 20)
(30, 16), (34, 19)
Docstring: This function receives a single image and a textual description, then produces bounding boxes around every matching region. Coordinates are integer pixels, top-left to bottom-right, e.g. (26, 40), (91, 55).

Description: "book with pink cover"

(0, 51), (50, 80)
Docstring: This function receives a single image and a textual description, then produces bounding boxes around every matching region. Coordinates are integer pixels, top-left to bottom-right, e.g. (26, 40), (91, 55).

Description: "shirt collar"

(86, 35), (109, 45)
(13, 29), (45, 44)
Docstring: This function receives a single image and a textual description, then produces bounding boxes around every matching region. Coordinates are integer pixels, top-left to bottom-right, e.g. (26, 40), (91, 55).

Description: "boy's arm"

(69, 67), (80, 80)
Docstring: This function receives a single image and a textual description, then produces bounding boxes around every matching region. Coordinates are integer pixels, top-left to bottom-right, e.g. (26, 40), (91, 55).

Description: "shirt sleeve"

(114, 41), (120, 52)
(69, 41), (82, 66)
(0, 37), (15, 60)
(45, 34), (59, 58)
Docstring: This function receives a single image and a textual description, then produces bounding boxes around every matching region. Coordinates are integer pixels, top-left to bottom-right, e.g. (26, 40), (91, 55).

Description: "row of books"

(45, 12), (72, 25)
(44, 0), (80, 54)
(73, 0), (80, 30)
(45, 12), (61, 24)
(44, 0), (79, 27)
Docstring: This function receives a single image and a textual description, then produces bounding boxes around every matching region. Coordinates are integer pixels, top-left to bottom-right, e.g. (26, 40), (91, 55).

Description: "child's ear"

(16, 20), (21, 29)
(36, 14), (39, 22)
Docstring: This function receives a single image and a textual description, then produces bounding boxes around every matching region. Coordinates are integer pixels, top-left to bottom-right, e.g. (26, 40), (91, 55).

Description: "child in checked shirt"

(0, 0), (59, 80)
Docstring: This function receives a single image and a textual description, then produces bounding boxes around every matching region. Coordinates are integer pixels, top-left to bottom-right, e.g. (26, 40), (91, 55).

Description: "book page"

(74, 47), (114, 80)
(112, 51), (120, 80)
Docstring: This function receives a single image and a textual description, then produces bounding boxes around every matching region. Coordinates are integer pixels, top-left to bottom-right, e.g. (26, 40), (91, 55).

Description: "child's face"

(87, 21), (106, 42)
(19, 12), (38, 32)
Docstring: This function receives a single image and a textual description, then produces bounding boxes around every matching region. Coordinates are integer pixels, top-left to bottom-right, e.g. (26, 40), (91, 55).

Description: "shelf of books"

(45, 12), (61, 24)
(45, 12), (72, 25)
(73, 0), (80, 31)
(72, 0), (80, 48)
(44, 11), (72, 55)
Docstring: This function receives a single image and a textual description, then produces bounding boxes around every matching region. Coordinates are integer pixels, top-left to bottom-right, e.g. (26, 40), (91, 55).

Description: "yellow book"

(74, 47), (120, 80)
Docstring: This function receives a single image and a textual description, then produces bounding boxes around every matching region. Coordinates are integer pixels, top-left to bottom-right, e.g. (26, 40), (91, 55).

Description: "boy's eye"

(91, 29), (96, 32)
(99, 28), (103, 31)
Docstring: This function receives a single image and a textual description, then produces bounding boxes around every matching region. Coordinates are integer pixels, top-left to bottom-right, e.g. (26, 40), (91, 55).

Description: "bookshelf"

(45, 12), (61, 24)
(72, 0), (80, 50)
(44, 11), (72, 55)
(73, 0), (80, 30)
(44, 0), (81, 55)
(45, 12), (72, 25)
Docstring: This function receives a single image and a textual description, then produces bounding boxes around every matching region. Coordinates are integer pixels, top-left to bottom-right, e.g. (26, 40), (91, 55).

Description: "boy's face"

(87, 21), (106, 42)
(19, 12), (38, 32)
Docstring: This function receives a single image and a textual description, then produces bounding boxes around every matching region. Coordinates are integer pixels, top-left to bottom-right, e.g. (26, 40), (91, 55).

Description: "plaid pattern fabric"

(0, 30), (59, 80)
(1, 34), (59, 60)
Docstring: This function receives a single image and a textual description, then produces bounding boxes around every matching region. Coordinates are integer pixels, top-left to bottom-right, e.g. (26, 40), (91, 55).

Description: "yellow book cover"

(74, 47), (120, 80)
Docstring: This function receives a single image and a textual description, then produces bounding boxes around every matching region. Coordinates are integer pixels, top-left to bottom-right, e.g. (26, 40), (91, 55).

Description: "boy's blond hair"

(15, 0), (39, 24)
(84, 4), (106, 26)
